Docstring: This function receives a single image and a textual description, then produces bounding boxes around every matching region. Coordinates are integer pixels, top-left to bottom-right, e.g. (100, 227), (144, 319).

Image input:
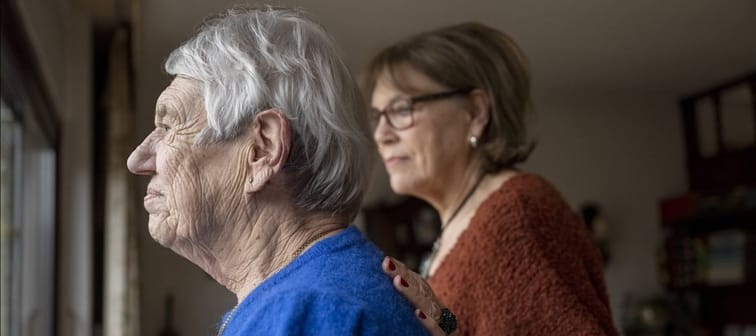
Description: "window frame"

(1, 1), (62, 334)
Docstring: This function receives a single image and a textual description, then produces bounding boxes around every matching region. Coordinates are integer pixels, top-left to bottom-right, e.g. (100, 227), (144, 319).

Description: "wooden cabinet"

(657, 72), (756, 336)
(362, 197), (441, 271)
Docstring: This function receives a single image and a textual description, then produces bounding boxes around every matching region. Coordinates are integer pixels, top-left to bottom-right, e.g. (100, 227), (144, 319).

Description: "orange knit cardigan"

(428, 174), (617, 335)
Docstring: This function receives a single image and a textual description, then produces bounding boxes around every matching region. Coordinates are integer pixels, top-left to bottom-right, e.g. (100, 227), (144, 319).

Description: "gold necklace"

(291, 231), (330, 260)
(216, 231), (331, 335)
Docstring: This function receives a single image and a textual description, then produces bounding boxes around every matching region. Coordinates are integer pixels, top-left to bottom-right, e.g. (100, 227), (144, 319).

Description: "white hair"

(164, 6), (374, 219)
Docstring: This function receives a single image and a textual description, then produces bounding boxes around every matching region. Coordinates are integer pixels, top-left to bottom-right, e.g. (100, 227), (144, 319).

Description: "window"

(0, 96), (57, 335)
(1, 3), (61, 331)
(1, 98), (20, 336)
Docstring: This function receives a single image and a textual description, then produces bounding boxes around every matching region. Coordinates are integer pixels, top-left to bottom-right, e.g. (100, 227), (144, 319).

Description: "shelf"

(662, 209), (756, 235)
(667, 282), (756, 292)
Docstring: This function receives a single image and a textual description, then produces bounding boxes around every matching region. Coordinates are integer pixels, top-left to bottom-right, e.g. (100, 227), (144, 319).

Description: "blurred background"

(1, 0), (755, 335)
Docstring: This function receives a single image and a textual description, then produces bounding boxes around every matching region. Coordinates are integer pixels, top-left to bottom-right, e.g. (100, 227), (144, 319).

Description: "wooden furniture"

(362, 197), (441, 271)
(659, 72), (756, 336)
(679, 72), (756, 192)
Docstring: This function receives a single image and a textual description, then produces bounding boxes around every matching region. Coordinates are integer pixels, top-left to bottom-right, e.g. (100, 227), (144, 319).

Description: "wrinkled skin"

(128, 76), (344, 303)
(127, 76), (248, 265)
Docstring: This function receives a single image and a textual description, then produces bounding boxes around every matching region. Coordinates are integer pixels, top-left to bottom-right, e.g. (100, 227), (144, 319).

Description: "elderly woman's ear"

(244, 108), (291, 193)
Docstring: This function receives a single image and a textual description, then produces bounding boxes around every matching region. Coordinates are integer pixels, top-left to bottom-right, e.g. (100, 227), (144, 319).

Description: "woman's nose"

(127, 133), (157, 175)
(373, 116), (398, 146)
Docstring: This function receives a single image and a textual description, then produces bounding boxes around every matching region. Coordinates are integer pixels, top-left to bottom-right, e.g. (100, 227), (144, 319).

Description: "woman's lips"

(144, 188), (163, 201)
(143, 188), (165, 213)
(384, 156), (408, 168)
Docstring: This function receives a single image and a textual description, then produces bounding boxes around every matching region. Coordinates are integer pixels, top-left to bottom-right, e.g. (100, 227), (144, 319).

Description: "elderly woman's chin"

(147, 212), (179, 247)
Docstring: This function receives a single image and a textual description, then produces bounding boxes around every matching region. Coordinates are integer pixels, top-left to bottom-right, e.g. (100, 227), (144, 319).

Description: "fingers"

(383, 256), (443, 320)
(381, 255), (398, 274)
(414, 309), (448, 336)
(382, 256), (459, 335)
(382, 255), (408, 279)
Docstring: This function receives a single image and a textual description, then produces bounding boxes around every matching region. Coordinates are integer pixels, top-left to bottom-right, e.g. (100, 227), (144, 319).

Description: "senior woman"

(127, 7), (427, 336)
(362, 23), (617, 335)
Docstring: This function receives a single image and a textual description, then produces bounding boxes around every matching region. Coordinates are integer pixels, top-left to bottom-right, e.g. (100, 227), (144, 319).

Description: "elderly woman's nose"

(127, 136), (157, 175)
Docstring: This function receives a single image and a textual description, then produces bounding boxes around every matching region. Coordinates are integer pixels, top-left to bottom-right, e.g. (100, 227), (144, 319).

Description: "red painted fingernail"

(400, 278), (409, 287)
(388, 260), (396, 271)
(418, 311), (426, 319)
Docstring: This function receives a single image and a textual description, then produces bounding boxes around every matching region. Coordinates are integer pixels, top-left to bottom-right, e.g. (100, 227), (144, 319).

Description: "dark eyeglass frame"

(371, 87), (475, 131)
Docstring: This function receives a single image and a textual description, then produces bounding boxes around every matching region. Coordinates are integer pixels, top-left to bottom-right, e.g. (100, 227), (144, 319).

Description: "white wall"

(522, 89), (687, 326)
(16, 1), (94, 335)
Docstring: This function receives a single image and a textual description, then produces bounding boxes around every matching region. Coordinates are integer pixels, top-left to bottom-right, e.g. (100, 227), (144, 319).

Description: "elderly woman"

(127, 7), (427, 336)
(362, 23), (617, 335)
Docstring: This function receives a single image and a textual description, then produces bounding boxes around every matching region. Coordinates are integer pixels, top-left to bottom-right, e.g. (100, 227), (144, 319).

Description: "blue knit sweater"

(218, 226), (428, 336)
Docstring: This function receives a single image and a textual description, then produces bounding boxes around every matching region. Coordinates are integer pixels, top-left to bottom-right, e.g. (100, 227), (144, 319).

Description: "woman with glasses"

(362, 22), (616, 335)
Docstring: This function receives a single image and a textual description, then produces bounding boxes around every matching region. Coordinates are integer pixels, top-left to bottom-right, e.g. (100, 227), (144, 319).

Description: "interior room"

(1, 0), (754, 335)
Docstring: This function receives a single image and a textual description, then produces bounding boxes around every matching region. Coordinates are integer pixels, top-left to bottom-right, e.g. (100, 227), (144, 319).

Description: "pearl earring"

(248, 177), (253, 184)
(469, 136), (478, 148)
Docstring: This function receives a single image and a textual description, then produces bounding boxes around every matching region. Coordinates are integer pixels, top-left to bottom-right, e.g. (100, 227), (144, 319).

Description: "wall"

(523, 89), (687, 326)
(16, 0), (94, 335)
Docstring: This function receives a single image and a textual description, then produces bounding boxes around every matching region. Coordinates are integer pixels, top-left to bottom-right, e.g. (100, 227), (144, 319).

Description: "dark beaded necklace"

(420, 173), (485, 279)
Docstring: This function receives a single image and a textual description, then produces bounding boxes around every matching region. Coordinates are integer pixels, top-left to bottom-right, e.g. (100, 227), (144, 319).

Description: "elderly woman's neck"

(215, 203), (347, 303)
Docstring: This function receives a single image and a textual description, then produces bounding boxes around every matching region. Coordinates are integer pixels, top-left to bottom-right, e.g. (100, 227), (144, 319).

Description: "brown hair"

(362, 22), (535, 172)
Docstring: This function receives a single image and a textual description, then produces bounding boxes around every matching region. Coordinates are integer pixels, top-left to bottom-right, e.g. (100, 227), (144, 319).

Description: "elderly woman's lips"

(144, 189), (163, 201)
(143, 189), (164, 213)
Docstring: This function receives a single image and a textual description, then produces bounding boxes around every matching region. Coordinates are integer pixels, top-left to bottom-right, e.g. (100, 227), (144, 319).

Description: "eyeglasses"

(370, 87), (474, 131)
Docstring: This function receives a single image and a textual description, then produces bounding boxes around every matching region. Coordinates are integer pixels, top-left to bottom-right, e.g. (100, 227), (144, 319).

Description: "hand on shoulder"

(382, 256), (459, 336)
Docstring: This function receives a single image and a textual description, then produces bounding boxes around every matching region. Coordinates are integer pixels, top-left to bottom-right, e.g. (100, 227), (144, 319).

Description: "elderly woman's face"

(127, 77), (246, 249)
(371, 66), (474, 198)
